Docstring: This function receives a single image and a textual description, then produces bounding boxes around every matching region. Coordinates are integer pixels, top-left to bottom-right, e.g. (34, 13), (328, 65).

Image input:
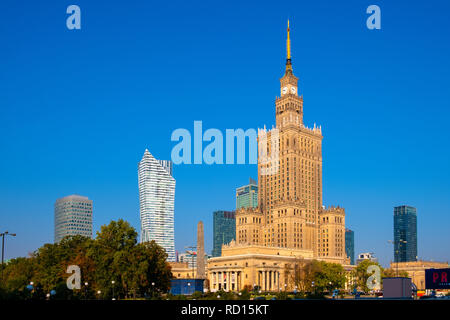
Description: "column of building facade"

(215, 272), (219, 291)
(271, 271), (274, 291)
(258, 271), (261, 290)
(238, 271), (241, 291)
(264, 271), (267, 291)
(276, 271), (279, 291)
(223, 271), (226, 291)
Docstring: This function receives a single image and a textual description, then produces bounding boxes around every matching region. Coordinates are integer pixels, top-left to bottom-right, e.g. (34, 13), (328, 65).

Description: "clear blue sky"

(1, 0), (449, 267)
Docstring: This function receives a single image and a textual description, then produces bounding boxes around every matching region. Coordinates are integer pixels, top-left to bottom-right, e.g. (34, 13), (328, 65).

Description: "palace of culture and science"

(207, 22), (351, 292)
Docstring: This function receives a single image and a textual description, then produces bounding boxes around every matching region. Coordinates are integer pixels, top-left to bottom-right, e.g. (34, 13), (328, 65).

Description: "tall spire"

(287, 19), (291, 60)
(285, 19), (293, 74)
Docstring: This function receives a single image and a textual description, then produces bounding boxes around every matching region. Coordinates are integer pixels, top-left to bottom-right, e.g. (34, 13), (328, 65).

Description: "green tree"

(89, 219), (138, 299)
(1, 219), (173, 300)
(286, 258), (317, 292)
(1, 257), (36, 298)
(90, 219), (172, 299)
(287, 259), (346, 294)
(33, 235), (93, 297)
(353, 260), (384, 292)
(314, 261), (346, 292)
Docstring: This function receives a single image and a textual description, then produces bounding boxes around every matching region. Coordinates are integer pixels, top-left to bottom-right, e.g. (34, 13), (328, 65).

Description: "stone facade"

(208, 241), (352, 292)
(390, 260), (449, 290)
(235, 22), (346, 261)
(169, 262), (196, 279)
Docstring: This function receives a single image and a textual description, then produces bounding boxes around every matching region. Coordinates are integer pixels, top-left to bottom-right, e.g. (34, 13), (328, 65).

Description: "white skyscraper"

(138, 149), (176, 261)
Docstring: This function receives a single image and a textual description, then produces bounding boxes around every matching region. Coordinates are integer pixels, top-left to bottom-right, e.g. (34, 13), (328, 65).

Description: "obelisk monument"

(196, 221), (205, 279)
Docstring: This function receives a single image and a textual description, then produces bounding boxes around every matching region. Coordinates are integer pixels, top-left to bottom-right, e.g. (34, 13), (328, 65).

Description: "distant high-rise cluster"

(54, 195), (93, 243)
(178, 251), (210, 269)
(212, 210), (236, 257)
(138, 149), (176, 261)
(236, 179), (258, 209)
(394, 205), (417, 262)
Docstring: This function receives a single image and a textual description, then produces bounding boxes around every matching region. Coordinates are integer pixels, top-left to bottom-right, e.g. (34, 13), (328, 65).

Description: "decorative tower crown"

(285, 19), (293, 75)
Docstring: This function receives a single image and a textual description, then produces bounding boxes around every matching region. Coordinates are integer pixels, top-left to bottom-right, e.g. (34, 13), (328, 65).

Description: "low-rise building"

(389, 260), (449, 290)
(169, 262), (196, 279)
(356, 252), (378, 264)
(207, 241), (352, 292)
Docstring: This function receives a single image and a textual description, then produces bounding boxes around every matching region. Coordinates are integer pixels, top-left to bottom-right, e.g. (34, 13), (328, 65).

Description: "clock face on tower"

(290, 87), (296, 94)
(282, 87), (288, 94)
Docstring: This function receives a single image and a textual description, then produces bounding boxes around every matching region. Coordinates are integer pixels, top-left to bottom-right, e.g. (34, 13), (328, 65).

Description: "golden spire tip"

(286, 20), (291, 60)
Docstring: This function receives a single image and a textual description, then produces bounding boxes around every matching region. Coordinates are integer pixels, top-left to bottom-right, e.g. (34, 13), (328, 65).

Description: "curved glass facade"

(138, 149), (176, 261)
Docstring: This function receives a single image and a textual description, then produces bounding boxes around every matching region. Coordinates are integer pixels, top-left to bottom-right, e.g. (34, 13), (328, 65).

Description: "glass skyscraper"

(345, 228), (355, 265)
(138, 149), (176, 261)
(54, 195), (93, 243)
(236, 178), (258, 209)
(394, 205), (417, 262)
(212, 210), (236, 257)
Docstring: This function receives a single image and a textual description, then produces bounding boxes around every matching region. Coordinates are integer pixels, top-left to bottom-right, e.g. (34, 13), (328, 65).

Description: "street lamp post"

(1, 231), (16, 282)
(396, 240), (407, 276)
(111, 280), (115, 300)
(84, 282), (88, 300)
(29, 281), (34, 299)
(185, 246), (197, 278)
(388, 239), (407, 276)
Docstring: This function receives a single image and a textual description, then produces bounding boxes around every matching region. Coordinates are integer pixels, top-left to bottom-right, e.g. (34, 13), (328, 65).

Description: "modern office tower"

(54, 195), (93, 243)
(345, 228), (355, 265)
(394, 205), (417, 262)
(212, 210), (236, 257)
(236, 178), (258, 209)
(138, 149), (176, 262)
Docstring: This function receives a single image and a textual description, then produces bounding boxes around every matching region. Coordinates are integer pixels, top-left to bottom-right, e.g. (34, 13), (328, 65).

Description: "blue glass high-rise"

(212, 210), (236, 257)
(345, 228), (355, 265)
(394, 205), (417, 262)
